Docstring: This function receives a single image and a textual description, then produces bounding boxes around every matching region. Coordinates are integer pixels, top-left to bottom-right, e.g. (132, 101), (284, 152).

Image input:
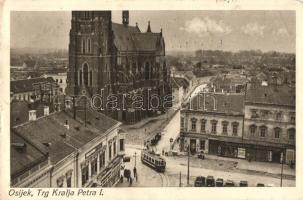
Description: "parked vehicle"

(197, 151), (205, 159)
(257, 183), (265, 187)
(224, 180), (235, 187)
(194, 176), (206, 187)
(206, 176), (215, 187)
(215, 178), (224, 187)
(123, 156), (131, 162)
(239, 180), (248, 187)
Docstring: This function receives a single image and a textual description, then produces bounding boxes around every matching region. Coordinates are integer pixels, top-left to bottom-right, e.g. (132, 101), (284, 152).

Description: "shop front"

(97, 156), (122, 187)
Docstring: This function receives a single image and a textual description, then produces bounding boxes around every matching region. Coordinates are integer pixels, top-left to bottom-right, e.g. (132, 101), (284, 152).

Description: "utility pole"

(134, 152), (137, 168)
(179, 171), (182, 187)
(280, 152), (284, 187)
(187, 145), (190, 185)
(84, 97), (87, 127)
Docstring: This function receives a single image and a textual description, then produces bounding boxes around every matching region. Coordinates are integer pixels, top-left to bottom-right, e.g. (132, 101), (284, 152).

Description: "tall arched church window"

(82, 39), (86, 53)
(145, 62), (150, 80)
(89, 70), (93, 86)
(79, 70), (82, 85)
(87, 38), (91, 53)
(74, 70), (78, 86)
(83, 64), (89, 86)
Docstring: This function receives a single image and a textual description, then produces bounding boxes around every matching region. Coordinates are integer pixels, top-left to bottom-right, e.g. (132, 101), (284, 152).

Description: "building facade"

(11, 100), (125, 187)
(180, 92), (245, 158)
(44, 72), (67, 94)
(243, 83), (296, 164)
(66, 11), (172, 124)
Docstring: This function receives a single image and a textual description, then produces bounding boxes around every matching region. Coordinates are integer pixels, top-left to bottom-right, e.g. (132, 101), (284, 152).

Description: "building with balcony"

(11, 100), (124, 187)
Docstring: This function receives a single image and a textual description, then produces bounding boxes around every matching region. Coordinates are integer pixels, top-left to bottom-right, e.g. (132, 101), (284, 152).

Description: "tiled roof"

(11, 77), (55, 94)
(245, 84), (295, 107)
(12, 109), (119, 164)
(189, 93), (244, 114)
(112, 23), (162, 52)
(11, 131), (48, 178)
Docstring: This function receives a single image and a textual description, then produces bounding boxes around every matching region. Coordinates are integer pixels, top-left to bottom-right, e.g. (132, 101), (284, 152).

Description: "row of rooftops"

(11, 77), (57, 94)
(184, 82), (295, 115)
(11, 102), (120, 179)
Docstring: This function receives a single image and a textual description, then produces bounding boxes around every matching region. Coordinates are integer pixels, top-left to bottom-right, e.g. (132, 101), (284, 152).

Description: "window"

(290, 114), (295, 123)
(56, 79), (58, 83)
(83, 64), (89, 86)
(274, 127), (281, 139)
(211, 120), (217, 134)
(276, 112), (282, 120)
(74, 71), (78, 85)
(120, 139), (124, 151)
(181, 117), (185, 129)
(79, 70), (82, 85)
(288, 128), (295, 140)
(59, 79), (63, 83)
(91, 158), (97, 176)
(99, 151), (105, 169)
(145, 62), (150, 80)
(108, 144), (112, 161)
(57, 177), (64, 187)
(260, 110), (269, 118)
(201, 119), (206, 132)
(260, 126), (267, 137)
(222, 121), (228, 135)
(191, 118), (197, 132)
(113, 141), (116, 156)
(251, 109), (258, 118)
(232, 122), (239, 136)
(250, 125), (256, 136)
(89, 71), (93, 86)
(87, 38), (91, 53)
(82, 39), (86, 53)
(66, 176), (72, 187)
(81, 165), (89, 186)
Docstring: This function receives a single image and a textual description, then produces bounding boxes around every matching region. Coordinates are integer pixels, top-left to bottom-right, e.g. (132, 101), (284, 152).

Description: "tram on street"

(141, 149), (166, 172)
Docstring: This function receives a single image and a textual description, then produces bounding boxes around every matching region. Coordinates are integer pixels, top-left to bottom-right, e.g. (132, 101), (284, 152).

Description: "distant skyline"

(11, 11), (295, 53)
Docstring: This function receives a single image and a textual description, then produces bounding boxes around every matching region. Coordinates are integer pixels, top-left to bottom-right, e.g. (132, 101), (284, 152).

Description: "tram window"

(155, 160), (158, 165)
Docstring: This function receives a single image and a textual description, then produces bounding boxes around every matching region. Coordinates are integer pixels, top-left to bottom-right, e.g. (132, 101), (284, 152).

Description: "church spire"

(147, 21), (151, 32)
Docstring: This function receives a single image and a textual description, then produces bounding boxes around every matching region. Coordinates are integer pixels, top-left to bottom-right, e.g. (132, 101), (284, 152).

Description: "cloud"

(180, 17), (232, 37)
(241, 23), (265, 37)
(274, 28), (289, 37)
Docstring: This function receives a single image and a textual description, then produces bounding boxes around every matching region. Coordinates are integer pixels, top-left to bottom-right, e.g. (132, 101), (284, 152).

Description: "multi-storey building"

(243, 83), (295, 164)
(180, 92), (245, 158)
(11, 101), (125, 187)
(44, 72), (67, 94)
(66, 11), (171, 124)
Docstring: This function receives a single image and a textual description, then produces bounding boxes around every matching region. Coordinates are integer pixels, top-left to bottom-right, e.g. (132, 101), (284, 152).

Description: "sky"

(10, 10), (295, 53)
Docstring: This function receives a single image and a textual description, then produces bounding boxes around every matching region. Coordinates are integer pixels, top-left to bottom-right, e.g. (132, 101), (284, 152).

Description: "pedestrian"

(129, 177), (133, 186)
(133, 167), (137, 178)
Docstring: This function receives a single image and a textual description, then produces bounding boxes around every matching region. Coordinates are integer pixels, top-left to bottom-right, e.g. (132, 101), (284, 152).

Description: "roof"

(189, 93), (244, 114)
(172, 77), (189, 89)
(10, 100), (55, 126)
(112, 23), (163, 52)
(11, 131), (48, 179)
(12, 109), (119, 164)
(11, 77), (55, 94)
(245, 84), (295, 107)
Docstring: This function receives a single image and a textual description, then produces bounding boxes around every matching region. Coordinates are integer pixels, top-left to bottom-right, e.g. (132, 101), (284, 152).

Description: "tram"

(141, 149), (166, 172)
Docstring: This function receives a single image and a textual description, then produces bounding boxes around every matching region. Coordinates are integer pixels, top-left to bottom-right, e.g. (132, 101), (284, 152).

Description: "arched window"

(87, 38), (91, 53)
(82, 39), (86, 53)
(274, 127), (281, 139)
(74, 71), (78, 85)
(232, 122), (239, 136)
(221, 121), (228, 135)
(145, 62), (150, 80)
(83, 64), (89, 86)
(288, 128), (295, 140)
(79, 70), (82, 85)
(260, 126), (267, 137)
(249, 124), (257, 136)
(89, 70), (93, 86)
(190, 118), (197, 132)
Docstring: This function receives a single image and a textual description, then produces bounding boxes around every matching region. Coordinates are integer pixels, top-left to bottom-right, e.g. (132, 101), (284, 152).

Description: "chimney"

(147, 21), (151, 32)
(44, 106), (49, 116)
(122, 10), (129, 25)
(29, 110), (37, 121)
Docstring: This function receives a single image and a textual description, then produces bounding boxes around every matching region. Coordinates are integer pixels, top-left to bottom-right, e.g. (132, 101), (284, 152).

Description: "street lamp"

(187, 144), (190, 185)
(280, 152), (284, 187)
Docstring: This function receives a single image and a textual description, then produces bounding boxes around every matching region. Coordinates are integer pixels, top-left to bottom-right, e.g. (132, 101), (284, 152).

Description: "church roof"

(112, 23), (163, 52)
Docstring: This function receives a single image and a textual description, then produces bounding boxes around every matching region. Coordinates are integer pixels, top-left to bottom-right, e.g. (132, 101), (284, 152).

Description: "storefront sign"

(237, 148), (246, 159)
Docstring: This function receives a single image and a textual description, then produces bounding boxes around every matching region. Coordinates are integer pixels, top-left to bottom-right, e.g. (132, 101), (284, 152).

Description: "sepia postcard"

(1, 0), (303, 200)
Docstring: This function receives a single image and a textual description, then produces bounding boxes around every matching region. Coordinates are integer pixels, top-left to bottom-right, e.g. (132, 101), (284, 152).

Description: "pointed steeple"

(147, 21), (151, 32)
